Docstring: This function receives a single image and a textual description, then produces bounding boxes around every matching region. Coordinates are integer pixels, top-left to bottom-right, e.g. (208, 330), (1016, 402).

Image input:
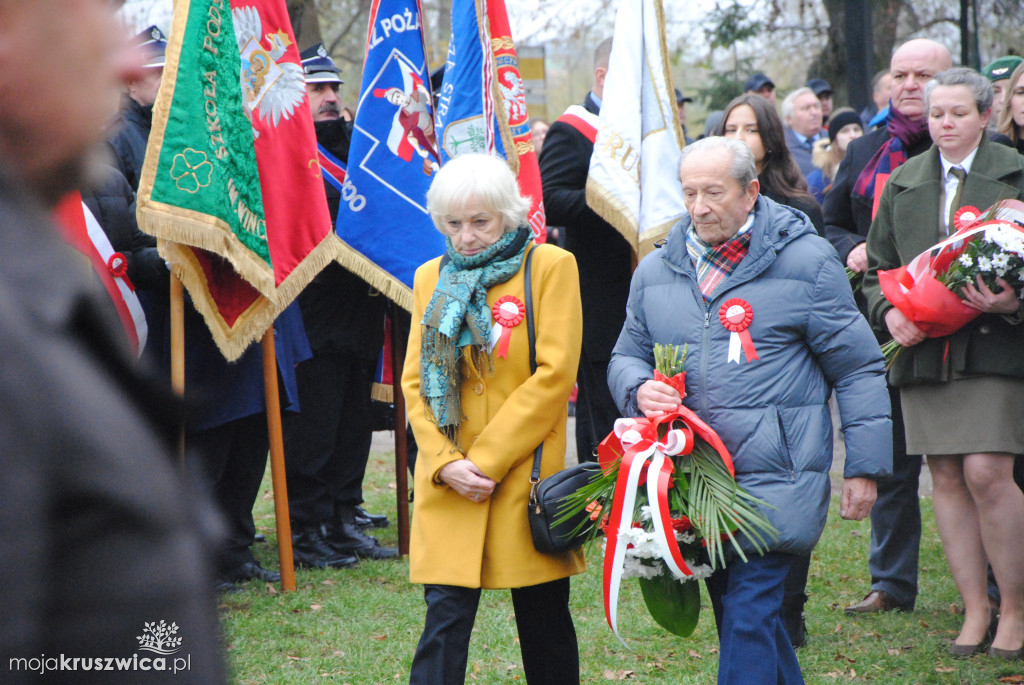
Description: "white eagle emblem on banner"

(232, 6), (305, 128)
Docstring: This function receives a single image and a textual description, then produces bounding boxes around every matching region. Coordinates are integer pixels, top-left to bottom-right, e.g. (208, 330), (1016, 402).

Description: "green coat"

(863, 136), (1024, 387)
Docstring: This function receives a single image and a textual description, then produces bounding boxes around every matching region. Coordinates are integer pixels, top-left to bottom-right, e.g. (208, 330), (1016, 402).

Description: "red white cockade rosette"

(719, 298), (759, 364)
(489, 295), (525, 358)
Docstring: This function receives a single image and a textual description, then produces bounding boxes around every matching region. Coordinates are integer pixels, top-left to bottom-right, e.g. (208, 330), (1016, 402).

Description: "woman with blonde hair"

(807, 108), (864, 203)
(402, 154), (585, 684)
(996, 61), (1024, 154)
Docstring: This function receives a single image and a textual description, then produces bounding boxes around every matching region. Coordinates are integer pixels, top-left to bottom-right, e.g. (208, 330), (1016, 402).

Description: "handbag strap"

(523, 246), (545, 489)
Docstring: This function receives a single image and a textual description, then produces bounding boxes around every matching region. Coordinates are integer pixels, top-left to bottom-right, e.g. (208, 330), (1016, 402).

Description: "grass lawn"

(222, 450), (1024, 684)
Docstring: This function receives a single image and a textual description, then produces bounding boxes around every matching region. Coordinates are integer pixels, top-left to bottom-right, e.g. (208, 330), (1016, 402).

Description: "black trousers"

(574, 351), (620, 463)
(189, 413), (269, 571)
(283, 348), (375, 528)
(409, 578), (579, 685)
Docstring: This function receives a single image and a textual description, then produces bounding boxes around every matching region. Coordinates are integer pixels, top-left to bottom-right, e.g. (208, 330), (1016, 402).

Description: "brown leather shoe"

(844, 590), (913, 614)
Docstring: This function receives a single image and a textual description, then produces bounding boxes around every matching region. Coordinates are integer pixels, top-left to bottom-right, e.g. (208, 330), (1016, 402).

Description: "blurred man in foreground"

(0, 1), (223, 681)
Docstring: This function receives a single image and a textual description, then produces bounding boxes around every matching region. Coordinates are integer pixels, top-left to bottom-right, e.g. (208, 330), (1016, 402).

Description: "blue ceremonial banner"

(435, 0), (501, 165)
(334, 0), (444, 310)
(435, 0), (547, 241)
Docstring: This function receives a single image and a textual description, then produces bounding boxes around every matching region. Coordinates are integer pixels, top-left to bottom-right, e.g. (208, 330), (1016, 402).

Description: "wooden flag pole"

(390, 312), (411, 556)
(261, 328), (296, 592)
(170, 269), (186, 460)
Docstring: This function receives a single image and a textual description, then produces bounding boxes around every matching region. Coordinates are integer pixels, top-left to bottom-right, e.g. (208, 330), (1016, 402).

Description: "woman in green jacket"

(864, 67), (1024, 660)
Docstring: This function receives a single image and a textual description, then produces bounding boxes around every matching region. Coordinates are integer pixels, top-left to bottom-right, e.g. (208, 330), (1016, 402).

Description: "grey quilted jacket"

(608, 195), (892, 555)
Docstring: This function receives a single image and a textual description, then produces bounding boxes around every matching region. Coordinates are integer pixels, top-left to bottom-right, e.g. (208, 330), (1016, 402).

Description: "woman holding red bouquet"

(864, 67), (1024, 659)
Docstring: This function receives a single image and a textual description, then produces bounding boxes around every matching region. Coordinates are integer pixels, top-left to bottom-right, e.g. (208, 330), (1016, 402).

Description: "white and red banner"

(586, 0), (686, 257)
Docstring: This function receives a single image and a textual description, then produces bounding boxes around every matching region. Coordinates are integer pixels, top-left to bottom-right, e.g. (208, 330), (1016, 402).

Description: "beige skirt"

(900, 375), (1024, 455)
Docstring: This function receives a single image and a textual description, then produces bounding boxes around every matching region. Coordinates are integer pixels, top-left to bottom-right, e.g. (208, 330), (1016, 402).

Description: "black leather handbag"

(521, 247), (601, 555)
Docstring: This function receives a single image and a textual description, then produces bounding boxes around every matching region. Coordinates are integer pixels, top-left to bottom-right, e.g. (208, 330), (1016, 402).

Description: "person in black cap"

(675, 88), (695, 144)
(806, 108), (863, 204)
(282, 43), (398, 569)
(107, 25), (166, 192)
(744, 72), (776, 104)
(806, 77), (833, 127)
(302, 43), (346, 122)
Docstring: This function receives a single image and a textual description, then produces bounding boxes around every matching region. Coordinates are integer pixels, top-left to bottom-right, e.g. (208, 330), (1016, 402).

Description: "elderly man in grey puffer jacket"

(608, 137), (892, 685)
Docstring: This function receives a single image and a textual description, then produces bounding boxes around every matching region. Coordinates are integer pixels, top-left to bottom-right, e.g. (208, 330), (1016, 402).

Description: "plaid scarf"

(852, 105), (929, 202)
(686, 221), (753, 301)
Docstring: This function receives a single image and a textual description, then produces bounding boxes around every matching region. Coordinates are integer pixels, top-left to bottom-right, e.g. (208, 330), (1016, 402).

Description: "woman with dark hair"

(719, 93), (824, 234)
(718, 93), (825, 647)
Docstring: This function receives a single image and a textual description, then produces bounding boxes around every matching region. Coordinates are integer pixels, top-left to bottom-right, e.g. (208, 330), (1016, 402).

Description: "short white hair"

(678, 137), (757, 189)
(781, 86), (816, 120)
(426, 154), (531, 235)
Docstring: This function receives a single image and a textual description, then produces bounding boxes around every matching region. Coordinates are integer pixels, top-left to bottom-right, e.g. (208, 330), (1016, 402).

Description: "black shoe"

(253, 533), (266, 544)
(292, 526), (359, 569)
(354, 506), (390, 529)
(223, 560), (281, 584)
(781, 599), (808, 648)
(327, 521), (399, 560)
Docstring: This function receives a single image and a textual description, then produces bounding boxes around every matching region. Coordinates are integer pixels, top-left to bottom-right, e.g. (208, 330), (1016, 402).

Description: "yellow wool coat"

(401, 242), (586, 589)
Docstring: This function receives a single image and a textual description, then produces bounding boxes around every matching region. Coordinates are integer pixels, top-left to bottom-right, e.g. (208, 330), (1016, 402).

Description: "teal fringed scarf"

(420, 226), (531, 444)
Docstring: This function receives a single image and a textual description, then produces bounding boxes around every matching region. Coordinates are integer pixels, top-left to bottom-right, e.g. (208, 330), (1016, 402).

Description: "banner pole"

(170, 268), (186, 461)
(261, 328), (296, 592)
(390, 311), (410, 556)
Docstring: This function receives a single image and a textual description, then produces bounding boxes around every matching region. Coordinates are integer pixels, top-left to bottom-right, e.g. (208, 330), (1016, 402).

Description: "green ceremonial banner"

(138, 0), (336, 360)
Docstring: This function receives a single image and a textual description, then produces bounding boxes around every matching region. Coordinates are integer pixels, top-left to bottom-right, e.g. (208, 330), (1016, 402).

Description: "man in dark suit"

(0, 0), (223, 680)
(823, 38), (952, 615)
(539, 37), (630, 462)
(782, 86), (824, 178)
(282, 44), (397, 568)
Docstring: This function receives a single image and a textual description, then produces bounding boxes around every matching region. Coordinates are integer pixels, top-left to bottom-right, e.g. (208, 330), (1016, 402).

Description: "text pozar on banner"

(138, 0), (336, 360)
(435, 0), (546, 243)
(585, 0), (686, 258)
(334, 0), (445, 311)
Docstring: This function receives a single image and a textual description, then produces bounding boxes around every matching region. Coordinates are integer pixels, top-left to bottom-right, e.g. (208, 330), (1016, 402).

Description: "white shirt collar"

(940, 146), (979, 180)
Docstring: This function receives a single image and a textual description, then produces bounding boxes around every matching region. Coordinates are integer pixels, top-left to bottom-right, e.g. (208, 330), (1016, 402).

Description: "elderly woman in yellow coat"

(402, 154), (585, 685)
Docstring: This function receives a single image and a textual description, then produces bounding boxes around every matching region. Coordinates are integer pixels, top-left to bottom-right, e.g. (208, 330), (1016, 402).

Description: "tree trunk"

(288, 0), (322, 50)
(811, 0), (903, 115)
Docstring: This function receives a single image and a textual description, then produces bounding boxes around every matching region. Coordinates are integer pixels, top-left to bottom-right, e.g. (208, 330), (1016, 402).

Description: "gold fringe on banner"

(159, 233), (341, 362)
(371, 382), (394, 403)
(335, 240), (414, 313)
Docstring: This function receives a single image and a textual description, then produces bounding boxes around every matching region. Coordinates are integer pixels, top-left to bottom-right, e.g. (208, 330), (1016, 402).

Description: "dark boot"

(329, 509), (399, 560)
(292, 526), (359, 569)
(781, 593), (808, 648)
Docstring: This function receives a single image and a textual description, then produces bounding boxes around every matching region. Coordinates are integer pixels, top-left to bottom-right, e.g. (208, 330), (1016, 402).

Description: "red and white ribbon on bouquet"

(597, 403), (737, 646)
(489, 295), (525, 358)
(600, 415), (693, 646)
(719, 298), (758, 364)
